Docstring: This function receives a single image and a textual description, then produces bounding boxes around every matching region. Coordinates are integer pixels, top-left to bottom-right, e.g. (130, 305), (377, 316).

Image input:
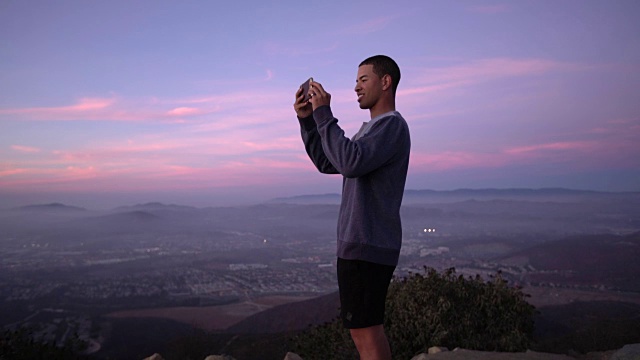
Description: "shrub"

(293, 267), (536, 360)
(386, 267), (536, 358)
(293, 318), (357, 360)
(0, 327), (87, 360)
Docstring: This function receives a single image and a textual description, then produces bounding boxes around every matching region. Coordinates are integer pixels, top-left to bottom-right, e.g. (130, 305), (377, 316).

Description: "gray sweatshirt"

(298, 105), (411, 266)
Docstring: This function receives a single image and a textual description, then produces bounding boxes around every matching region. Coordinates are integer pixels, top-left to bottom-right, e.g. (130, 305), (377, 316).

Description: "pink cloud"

(588, 117), (640, 136)
(49, 98), (115, 112)
(30, 118), (303, 174)
(397, 82), (469, 97)
(243, 157), (309, 170)
(409, 122), (640, 175)
(397, 57), (593, 116)
(11, 145), (41, 153)
(265, 69), (274, 80)
(0, 157), (311, 192)
(410, 151), (506, 172)
(0, 165), (98, 187)
(0, 97), (115, 116)
(46, 137), (199, 171)
(0, 95), (224, 123)
(500, 124), (640, 169)
(64, 166), (98, 178)
(505, 141), (593, 155)
(0, 97), (127, 121)
(241, 136), (301, 152)
(166, 107), (204, 117)
(0, 167), (28, 177)
(173, 90), (289, 117)
(0, 120), (308, 189)
(415, 58), (586, 86)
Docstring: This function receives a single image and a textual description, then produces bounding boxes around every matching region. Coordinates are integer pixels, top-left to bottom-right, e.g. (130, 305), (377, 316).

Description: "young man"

(293, 55), (411, 360)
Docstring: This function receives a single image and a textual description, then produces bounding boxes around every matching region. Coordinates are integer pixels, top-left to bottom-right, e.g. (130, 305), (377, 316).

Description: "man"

(293, 55), (411, 360)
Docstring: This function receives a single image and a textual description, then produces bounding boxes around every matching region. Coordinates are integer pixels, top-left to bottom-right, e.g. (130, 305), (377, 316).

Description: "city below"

(1, 189), (639, 357)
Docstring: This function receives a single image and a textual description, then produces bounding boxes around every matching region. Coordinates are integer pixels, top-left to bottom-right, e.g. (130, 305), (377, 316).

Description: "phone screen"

(300, 77), (313, 102)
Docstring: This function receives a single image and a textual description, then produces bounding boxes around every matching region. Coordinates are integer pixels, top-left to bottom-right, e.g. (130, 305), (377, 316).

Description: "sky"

(1, 0), (639, 209)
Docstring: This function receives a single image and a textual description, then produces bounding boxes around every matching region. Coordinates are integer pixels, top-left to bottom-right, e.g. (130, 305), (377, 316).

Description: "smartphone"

(300, 77), (313, 102)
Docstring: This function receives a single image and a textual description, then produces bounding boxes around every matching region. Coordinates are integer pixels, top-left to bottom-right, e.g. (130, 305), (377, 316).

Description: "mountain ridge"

(12, 202), (87, 212)
(9, 188), (639, 210)
(269, 188), (640, 205)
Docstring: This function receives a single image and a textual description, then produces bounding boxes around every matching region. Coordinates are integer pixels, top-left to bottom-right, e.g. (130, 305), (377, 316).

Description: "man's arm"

(313, 106), (408, 178)
(294, 85), (339, 174)
(299, 115), (339, 174)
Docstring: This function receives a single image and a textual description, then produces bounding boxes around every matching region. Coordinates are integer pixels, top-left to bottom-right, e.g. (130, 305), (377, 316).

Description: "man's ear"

(382, 74), (392, 91)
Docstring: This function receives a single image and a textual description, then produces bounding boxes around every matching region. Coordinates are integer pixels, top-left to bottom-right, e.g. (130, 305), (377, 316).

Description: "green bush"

(386, 267), (536, 358)
(0, 327), (87, 360)
(293, 317), (358, 360)
(294, 267), (536, 360)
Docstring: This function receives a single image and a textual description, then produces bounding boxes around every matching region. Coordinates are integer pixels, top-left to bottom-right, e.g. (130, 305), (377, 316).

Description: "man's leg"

(350, 324), (392, 360)
(337, 258), (396, 359)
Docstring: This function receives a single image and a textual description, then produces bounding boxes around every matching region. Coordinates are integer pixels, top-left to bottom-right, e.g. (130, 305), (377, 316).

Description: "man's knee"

(350, 325), (391, 360)
(350, 325), (386, 346)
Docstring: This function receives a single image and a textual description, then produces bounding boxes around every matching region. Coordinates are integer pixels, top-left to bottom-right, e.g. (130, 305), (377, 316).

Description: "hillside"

(226, 291), (340, 334)
(499, 232), (640, 291)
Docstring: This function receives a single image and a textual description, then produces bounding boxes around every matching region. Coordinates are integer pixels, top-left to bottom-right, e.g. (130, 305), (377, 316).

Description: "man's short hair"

(359, 55), (401, 94)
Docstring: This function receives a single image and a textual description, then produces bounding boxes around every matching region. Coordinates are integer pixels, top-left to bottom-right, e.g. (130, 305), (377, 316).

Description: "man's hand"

(294, 87), (312, 118)
(308, 81), (331, 110)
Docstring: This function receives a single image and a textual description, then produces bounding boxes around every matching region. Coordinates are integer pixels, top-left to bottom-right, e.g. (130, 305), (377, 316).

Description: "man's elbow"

(316, 163), (339, 174)
(340, 167), (366, 178)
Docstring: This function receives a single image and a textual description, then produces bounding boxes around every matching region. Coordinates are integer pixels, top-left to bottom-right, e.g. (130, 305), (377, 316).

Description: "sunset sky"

(1, 1), (639, 208)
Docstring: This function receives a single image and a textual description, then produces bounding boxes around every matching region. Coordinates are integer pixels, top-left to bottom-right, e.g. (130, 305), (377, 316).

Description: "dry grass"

(105, 295), (313, 331)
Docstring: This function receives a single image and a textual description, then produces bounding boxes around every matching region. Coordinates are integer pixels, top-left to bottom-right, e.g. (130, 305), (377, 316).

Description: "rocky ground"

(407, 348), (612, 360)
(143, 344), (639, 360)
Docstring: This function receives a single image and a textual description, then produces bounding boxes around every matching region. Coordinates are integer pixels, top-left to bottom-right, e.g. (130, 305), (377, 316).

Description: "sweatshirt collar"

(353, 111), (400, 140)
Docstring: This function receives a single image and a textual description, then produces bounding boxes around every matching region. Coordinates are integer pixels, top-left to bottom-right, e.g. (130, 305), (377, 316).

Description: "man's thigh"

(337, 258), (396, 329)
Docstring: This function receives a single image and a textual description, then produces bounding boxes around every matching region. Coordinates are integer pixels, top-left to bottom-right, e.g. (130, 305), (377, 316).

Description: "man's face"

(355, 64), (383, 110)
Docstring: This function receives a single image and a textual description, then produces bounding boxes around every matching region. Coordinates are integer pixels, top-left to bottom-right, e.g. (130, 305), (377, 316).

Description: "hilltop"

(269, 188), (640, 205)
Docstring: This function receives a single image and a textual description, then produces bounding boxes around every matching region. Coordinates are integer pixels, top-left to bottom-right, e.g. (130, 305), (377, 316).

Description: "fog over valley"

(1, 188), (639, 359)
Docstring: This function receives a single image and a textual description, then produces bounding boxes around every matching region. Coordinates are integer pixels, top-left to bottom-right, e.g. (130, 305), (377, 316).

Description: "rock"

(611, 343), (640, 360)
(411, 354), (430, 360)
(142, 354), (164, 360)
(523, 350), (574, 359)
(204, 356), (236, 360)
(405, 348), (575, 359)
(283, 352), (304, 360)
(580, 350), (618, 360)
(429, 346), (450, 354)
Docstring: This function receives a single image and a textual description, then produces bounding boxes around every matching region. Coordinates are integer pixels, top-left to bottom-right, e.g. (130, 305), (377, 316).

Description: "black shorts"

(337, 257), (396, 329)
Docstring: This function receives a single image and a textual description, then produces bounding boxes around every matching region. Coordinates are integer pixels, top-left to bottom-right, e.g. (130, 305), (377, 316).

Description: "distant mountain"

(268, 193), (341, 204)
(75, 211), (163, 232)
(405, 188), (587, 201)
(113, 202), (199, 213)
(269, 188), (640, 205)
(110, 202), (205, 224)
(13, 202), (86, 212)
(87, 210), (160, 222)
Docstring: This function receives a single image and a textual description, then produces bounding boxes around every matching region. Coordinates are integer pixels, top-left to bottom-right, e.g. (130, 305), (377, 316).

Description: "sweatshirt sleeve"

(298, 114), (340, 174)
(313, 105), (408, 178)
